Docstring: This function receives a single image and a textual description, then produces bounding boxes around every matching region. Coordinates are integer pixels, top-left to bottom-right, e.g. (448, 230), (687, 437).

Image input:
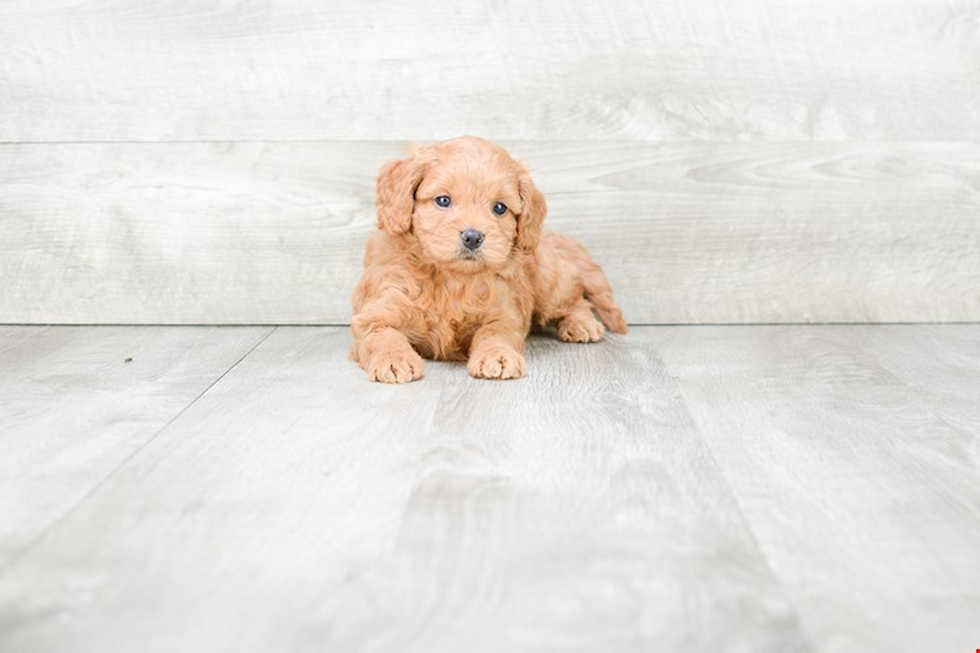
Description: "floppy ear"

(376, 154), (428, 235)
(516, 166), (547, 252)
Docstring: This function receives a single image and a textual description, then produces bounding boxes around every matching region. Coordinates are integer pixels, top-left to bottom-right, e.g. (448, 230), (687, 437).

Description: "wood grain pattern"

(1, 0), (977, 141)
(2, 325), (979, 651)
(0, 325), (272, 569)
(0, 327), (811, 653)
(2, 141), (977, 324)
(851, 324), (980, 435)
(651, 325), (980, 653)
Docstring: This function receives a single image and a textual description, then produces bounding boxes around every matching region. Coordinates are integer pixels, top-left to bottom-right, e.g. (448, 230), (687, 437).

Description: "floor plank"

(848, 324), (980, 436)
(0, 327), (810, 653)
(650, 325), (980, 653)
(0, 326), (273, 568)
(322, 334), (809, 652)
(2, 326), (978, 652)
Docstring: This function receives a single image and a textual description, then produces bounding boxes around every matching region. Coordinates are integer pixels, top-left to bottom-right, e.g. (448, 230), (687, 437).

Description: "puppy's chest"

(419, 276), (497, 348)
(425, 276), (495, 322)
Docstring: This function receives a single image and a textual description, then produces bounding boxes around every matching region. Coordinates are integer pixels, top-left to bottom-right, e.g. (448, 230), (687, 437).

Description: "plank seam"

(661, 365), (823, 653)
(0, 326), (279, 575)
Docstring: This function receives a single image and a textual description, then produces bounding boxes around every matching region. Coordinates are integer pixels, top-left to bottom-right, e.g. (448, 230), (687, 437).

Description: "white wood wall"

(1, 0), (978, 324)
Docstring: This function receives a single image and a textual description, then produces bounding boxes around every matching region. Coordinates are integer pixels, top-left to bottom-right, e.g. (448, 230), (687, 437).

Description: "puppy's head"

(376, 136), (546, 270)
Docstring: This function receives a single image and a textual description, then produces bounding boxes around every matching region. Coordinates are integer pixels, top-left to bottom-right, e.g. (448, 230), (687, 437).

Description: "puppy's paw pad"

(468, 347), (526, 380)
(558, 315), (605, 343)
(367, 349), (424, 384)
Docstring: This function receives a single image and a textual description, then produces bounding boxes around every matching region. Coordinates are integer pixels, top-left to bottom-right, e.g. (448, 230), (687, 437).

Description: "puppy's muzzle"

(460, 229), (485, 251)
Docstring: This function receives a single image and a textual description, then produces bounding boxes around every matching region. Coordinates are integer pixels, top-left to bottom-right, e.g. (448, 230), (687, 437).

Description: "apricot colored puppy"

(351, 136), (627, 383)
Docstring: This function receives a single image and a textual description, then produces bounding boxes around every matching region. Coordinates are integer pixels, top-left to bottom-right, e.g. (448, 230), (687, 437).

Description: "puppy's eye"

(435, 195), (451, 208)
(492, 202), (507, 216)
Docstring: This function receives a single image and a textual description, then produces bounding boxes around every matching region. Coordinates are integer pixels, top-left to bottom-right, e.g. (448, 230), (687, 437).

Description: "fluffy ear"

(516, 165), (547, 252)
(376, 154), (428, 235)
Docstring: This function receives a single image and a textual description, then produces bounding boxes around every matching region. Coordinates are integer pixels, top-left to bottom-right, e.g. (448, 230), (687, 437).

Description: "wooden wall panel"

(1, 0), (977, 142)
(1, 1), (977, 323)
(2, 141), (977, 324)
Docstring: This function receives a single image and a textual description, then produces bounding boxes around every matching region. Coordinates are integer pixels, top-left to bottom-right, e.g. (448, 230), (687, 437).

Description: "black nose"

(460, 229), (485, 251)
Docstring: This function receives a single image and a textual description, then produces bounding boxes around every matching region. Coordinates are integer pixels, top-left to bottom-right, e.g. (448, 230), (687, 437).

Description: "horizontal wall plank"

(1, 0), (977, 141)
(1, 141), (978, 324)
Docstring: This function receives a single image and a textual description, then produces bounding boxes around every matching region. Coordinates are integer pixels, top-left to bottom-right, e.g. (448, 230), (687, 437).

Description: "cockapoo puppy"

(351, 136), (627, 383)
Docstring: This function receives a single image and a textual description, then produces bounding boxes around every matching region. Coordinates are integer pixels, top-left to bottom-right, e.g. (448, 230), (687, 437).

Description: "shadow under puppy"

(351, 136), (627, 383)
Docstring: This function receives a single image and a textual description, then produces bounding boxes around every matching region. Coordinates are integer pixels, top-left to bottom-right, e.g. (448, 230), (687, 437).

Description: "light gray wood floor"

(1, 325), (978, 653)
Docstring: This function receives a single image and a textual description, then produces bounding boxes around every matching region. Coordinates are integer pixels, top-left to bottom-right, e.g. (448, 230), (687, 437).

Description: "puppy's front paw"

(468, 345), (526, 380)
(557, 314), (605, 343)
(366, 348), (424, 384)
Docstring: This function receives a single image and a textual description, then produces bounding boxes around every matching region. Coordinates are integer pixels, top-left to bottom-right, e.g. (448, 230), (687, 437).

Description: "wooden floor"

(1, 325), (978, 653)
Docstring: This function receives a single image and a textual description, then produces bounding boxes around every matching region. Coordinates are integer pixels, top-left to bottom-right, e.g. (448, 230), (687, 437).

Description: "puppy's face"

(376, 136), (546, 271)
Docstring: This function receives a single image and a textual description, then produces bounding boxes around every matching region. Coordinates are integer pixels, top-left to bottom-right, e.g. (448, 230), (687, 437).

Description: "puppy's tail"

(577, 250), (628, 335)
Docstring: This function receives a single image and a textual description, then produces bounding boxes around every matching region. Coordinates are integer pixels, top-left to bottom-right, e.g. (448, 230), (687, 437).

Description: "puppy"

(351, 136), (627, 383)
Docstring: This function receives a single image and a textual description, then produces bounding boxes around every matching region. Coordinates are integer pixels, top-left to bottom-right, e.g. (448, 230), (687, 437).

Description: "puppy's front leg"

(357, 327), (423, 384)
(351, 318), (424, 384)
(353, 326), (424, 384)
(467, 322), (527, 380)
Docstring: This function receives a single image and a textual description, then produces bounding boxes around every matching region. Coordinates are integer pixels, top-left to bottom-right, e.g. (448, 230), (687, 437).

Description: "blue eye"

(492, 202), (507, 215)
(435, 195), (451, 208)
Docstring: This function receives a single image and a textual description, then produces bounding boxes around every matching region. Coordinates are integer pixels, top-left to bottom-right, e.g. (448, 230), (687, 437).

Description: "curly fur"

(351, 136), (627, 383)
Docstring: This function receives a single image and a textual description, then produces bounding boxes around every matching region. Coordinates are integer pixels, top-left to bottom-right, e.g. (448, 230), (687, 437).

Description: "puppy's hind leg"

(579, 261), (628, 335)
(547, 231), (628, 335)
(557, 298), (606, 343)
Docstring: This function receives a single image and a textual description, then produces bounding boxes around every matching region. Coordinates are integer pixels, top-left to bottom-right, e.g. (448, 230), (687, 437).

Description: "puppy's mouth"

(457, 249), (483, 262)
